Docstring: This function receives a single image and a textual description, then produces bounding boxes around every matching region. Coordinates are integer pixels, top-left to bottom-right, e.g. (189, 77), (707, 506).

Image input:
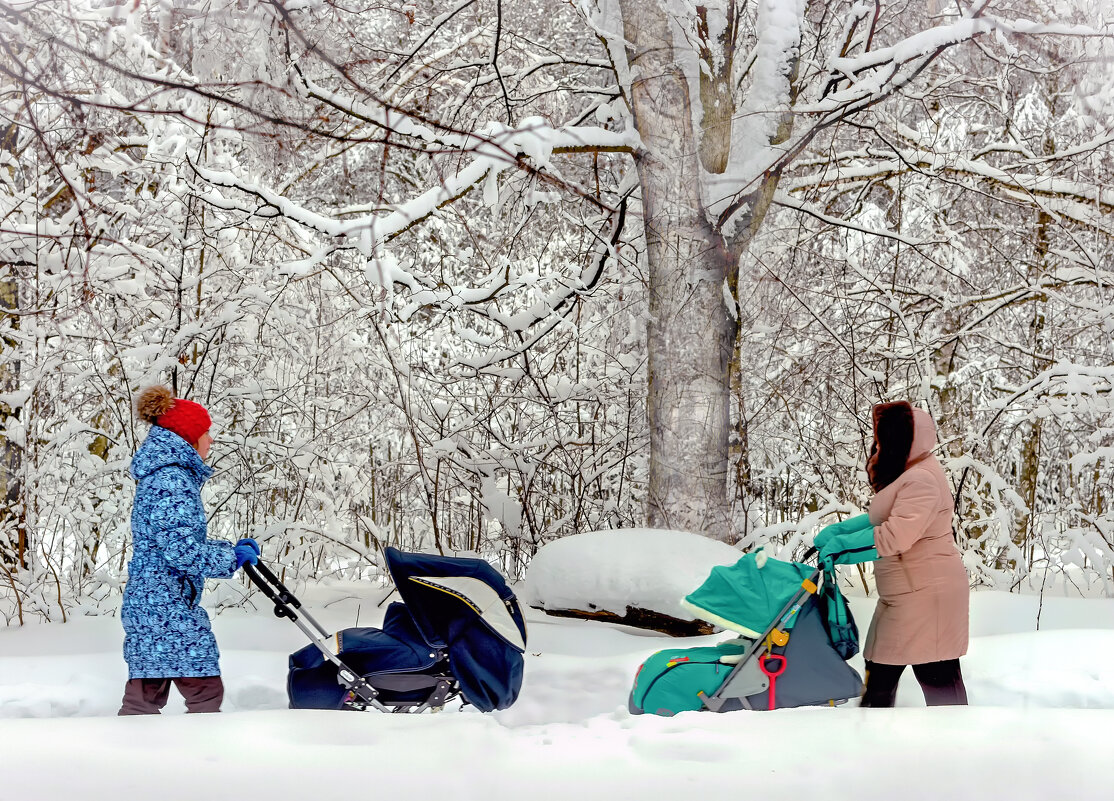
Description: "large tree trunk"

(618, 0), (737, 540)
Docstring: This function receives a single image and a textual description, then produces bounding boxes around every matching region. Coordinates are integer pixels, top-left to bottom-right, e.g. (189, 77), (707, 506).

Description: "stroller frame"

(244, 561), (459, 713)
(698, 547), (857, 712)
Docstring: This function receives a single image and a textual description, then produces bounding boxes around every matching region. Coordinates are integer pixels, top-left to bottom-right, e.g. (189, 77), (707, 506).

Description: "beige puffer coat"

(864, 408), (970, 665)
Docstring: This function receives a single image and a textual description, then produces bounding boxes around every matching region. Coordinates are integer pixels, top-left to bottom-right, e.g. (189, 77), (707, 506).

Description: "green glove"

(814, 513), (872, 552)
(818, 521), (879, 565)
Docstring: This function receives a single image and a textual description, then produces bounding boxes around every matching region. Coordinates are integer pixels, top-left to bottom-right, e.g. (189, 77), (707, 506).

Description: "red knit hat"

(136, 385), (212, 446)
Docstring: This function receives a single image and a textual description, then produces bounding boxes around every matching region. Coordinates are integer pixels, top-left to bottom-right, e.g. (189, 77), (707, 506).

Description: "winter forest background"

(0, 0), (1111, 625)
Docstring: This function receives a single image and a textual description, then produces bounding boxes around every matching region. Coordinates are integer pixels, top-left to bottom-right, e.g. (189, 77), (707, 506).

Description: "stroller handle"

(243, 560), (302, 612)
(242, 561), (332, 641)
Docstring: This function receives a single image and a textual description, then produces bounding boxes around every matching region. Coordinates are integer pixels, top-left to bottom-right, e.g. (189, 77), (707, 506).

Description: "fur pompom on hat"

(136, 385), (211, 446)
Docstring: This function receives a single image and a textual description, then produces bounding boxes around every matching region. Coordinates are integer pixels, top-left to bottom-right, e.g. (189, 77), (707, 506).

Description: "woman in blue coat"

(118, 385), (260, 715)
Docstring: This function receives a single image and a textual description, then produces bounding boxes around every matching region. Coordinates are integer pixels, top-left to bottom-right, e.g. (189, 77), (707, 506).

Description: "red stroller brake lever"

(759, 653), (788, 710)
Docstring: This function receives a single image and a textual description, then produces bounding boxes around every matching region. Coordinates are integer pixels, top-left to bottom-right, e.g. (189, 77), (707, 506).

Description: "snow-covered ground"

(2, 536), (1113, 800)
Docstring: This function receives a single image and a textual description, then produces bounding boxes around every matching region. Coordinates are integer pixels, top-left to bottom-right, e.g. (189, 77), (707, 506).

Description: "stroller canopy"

(680, 550), (814, 638)
(385, 547), (528, 711)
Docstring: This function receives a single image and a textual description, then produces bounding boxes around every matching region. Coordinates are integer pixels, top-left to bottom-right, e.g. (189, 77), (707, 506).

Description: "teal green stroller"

(630, 548), (863, 715)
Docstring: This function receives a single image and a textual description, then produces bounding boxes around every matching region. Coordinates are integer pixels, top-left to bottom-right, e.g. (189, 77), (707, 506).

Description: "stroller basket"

(245, 547), (528, 713)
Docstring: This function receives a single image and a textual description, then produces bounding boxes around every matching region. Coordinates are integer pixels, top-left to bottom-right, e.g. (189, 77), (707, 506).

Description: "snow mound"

(522, 528), (741, 620)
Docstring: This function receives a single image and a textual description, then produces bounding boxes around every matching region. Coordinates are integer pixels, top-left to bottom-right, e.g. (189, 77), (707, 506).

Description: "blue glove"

(234, 538), (261, 569)
(814, 513), (872, 552)
(818, 523), (879, 566)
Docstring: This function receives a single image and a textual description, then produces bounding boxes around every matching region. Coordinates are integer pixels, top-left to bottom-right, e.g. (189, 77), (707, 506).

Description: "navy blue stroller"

(245, 547), (528, 713)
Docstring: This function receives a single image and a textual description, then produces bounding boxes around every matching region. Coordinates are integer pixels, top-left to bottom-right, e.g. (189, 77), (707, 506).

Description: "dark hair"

(867, 401), (915, 492)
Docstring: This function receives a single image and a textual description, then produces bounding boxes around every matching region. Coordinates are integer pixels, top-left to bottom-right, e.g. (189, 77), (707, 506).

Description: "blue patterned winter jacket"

(121, 425), (237, 679)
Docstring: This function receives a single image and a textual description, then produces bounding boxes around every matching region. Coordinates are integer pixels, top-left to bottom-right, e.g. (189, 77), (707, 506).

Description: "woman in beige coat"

(860, 401), (970, 707)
